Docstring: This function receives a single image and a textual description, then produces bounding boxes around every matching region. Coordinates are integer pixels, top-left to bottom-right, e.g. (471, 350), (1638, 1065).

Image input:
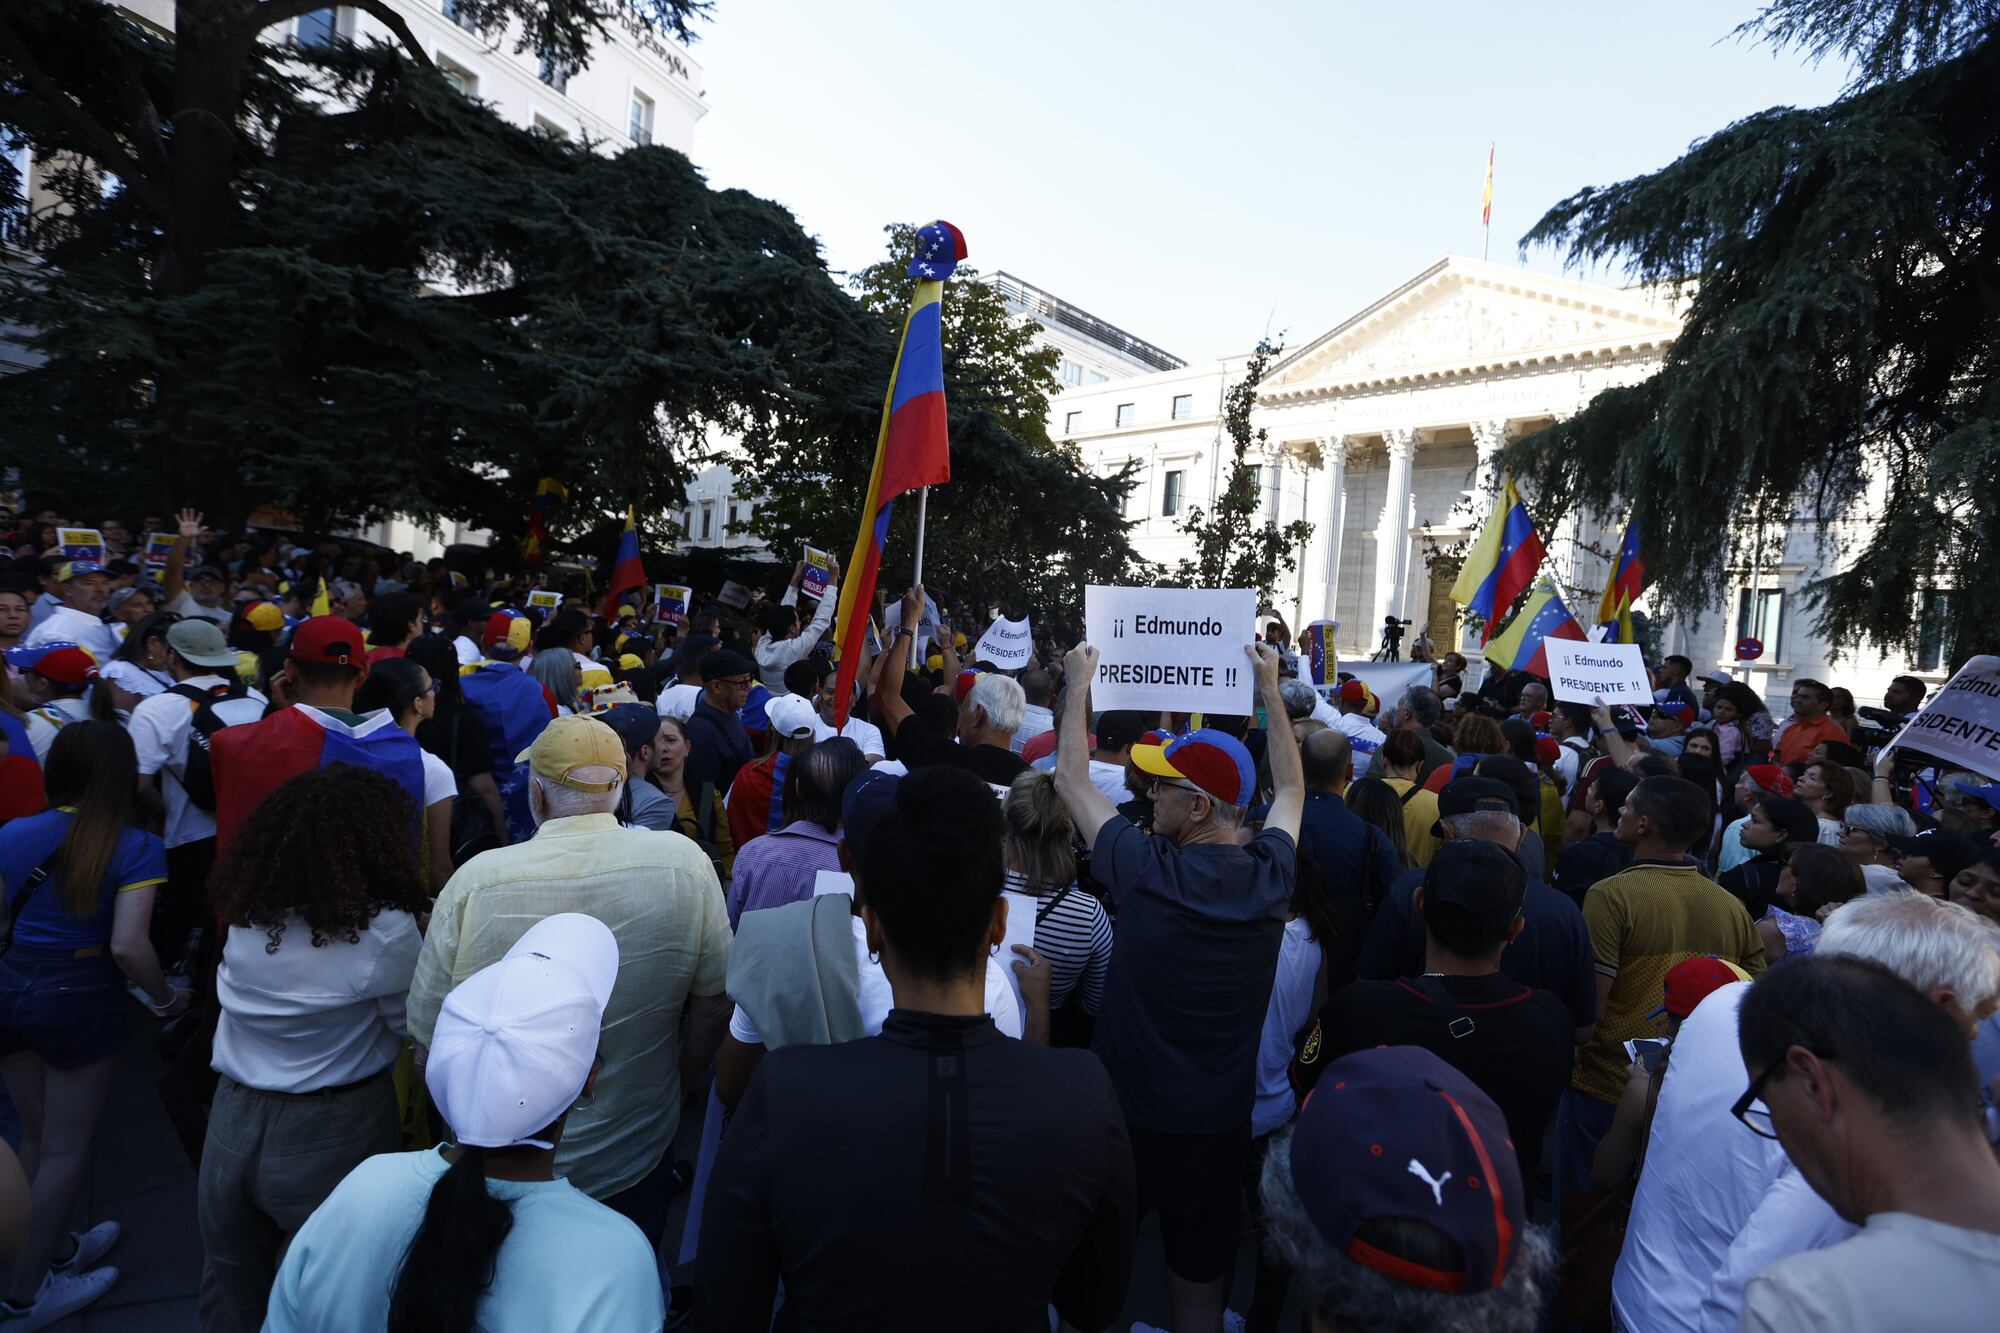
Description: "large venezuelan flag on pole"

(1485, 580), (1589, 678)
(830, 220), (965, 725)
(523, 478), (567, 565)
(1449, 476), (1546, 644)
(601, 507), (646, 620)
(1596, 518), (1647, 642)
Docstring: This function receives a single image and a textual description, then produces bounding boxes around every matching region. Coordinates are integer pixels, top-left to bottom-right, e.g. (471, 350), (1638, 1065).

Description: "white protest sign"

(997, 889), (1038, 1028)
(1546, 641), (1652, 706)
(1889, 655), (2000, 778)
(973, 615), (1034, 671)
(716, 579), (752, 610)
(525, 589), (563, 613)
(1084, 586), (1256, 715)
(882, 592), (942, 647)
(1341, 662), (1431, 719)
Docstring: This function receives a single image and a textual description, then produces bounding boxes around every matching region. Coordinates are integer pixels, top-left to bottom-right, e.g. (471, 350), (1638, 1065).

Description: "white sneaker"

(49, 1220), (120, 1274)
(0, 1268), (120, 1330)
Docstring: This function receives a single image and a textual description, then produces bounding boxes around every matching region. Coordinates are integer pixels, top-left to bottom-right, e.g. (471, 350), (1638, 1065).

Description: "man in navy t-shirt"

(1054, 640), (1302, 1333)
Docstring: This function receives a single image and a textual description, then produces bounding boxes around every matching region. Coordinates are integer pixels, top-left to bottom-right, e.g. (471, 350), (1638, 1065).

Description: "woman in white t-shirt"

(98, 611), (178, 705)
(355, 658), (456, 892)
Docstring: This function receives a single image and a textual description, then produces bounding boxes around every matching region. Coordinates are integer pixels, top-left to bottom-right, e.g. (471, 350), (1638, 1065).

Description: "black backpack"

(167, 680), (250, 812)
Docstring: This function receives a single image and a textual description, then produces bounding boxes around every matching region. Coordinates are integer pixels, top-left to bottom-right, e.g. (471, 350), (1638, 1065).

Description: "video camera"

(1852, 705), (1903, 750)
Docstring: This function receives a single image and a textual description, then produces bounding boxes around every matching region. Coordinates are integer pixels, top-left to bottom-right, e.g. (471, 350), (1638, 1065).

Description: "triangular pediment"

(1260, 256), (1684, 401)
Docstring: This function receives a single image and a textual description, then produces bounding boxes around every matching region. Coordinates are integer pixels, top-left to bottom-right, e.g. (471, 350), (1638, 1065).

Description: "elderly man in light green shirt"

(408, 714), (733, 1241)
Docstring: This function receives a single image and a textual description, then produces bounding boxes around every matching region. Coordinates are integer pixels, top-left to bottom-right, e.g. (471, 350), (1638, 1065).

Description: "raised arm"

(872, 585), (923, 734)
(1590, 699), (1637, 769)
(1054, 643), (1119, 845)
(1254, 642), (1304, 843)
(161, 508), (202, 607)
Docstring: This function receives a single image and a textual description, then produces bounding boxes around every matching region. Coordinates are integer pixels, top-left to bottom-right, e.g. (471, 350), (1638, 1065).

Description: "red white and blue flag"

(830, 220), (965, 724)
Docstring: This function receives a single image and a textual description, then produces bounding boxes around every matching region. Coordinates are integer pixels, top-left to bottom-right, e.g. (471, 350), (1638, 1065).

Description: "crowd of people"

(1, 506), (1998, 1332)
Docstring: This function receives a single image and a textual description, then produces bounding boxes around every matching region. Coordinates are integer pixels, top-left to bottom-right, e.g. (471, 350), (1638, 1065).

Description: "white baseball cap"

(426, 914), (620, 1150)
(765, 692), (834, 743)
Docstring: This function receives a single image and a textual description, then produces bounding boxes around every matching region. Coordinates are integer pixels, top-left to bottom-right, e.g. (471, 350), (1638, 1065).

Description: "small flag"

(523, 478), (567, 565)
(1485, 580), (1588, 678)
(1481, 143), (1495, 226)
(1449, 476), (1546, 644)
(1300, 620), (1337, 688)
(1596, 518), (1648, 643)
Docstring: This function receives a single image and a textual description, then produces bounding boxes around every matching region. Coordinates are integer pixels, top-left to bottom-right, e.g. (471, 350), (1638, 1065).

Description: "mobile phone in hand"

(1624, 1037), (1669, 1074)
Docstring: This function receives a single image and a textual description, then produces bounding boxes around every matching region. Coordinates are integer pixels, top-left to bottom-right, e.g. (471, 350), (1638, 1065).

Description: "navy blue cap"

(841, 769), (901, 869)
(1291, 1046), (1524, 1295)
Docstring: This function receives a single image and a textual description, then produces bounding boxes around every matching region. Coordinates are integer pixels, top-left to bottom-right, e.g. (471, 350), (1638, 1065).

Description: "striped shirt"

(1005, 870), (1114, 1015)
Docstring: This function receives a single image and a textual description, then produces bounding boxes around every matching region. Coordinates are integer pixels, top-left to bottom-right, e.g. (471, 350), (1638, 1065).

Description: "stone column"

(1469, 418), (1509, 511)
(1310, 435), (1347, 629)
(1374, 429), (1418, 626)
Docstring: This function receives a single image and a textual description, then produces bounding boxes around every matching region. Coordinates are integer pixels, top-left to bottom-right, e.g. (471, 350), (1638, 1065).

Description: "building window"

(437, 57), (476, 96)
(538, 53), (573, 94)
(295, 7), (344, 46)
(1171, 393), (1193, 420)
(629, 91), (655, 145)
(532, 114), (568, 139)
(1060, 359), (1084, 387)
(1115, 403), (1135, 428)
(1162, 470), (1184, 517)
(442, 0), (479, 32)
(1259, 463), (1281, 525)
(1088, 370), (1108, 384)
(699, 502), (714, 541)
(728, 502), (744, 527)
(1915, 589), (1954, 672)
(1734, 587), (1784, 662)
(1064, 410), (1081, 435)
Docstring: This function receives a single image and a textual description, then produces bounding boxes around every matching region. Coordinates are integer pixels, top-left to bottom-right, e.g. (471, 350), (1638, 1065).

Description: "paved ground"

(29, 1012), (1299, 1332)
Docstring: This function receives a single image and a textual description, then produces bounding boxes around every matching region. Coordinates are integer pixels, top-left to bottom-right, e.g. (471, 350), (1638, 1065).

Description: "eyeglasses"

(712, 676), (753, 689)
(1730, 1060), (1784, 1138)
(1147, 777), (1205, 799)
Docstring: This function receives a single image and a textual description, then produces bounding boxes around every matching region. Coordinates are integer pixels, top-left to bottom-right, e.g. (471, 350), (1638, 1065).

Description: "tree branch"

(251, 0), (434, 68)
(96, 32), (172, 194)
(0, 15), (171, 220)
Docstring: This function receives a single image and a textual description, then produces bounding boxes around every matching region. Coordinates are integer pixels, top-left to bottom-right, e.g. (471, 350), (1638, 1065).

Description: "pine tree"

(1504, 0), (2000, 664)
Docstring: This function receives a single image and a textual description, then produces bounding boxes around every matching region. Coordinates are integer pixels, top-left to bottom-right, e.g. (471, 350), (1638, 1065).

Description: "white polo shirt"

(22, 604), (118, 662)
(129, 675), (269, 848)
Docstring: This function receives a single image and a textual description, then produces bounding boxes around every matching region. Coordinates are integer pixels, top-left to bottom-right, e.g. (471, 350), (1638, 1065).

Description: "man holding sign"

(1053, 636), (1301, 1333)
(757, 554), (840, 691)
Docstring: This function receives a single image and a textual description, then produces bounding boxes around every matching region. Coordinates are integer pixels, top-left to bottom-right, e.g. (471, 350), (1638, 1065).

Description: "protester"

(12, 646), (102, 762)
(874, 588), (1029, 784)
(1772, 679), (1846, 765)
(1792, 757), (1854, 844)
(363, 593), (425, 665)
(753, 557), (839, 691)
(681, 649), (757, 804)
(404, 632), (511, 863)
(1736, 955), (2000, 1330)
(263, 915), (664, 1333)
(1013, 665), (1056, 755)
(0, 723), (181, 1328)
(1838, 801), (1919, 891)
(1259, 1046), (1553, 1333)
(1342, 775), (1413, 874)
(1755, 842), (1866, 961)
(526, 644), (580, 714)
(1052, 640), (1300, 1333)
(198, 766), (428, 1332)
(596, 701), (680, 832)
(408, 714), (731, 1244)
(1714, 763), (1794, 872)
(1947, 847), (2000, 925)
(1363, 683), (1453, 784)
(348, 658), (457, 891)
(1717, 795), (1820, 919)
(1374, 727), (1442, 867)
(1296, 729), (1398, 929)
(722, 695), (825, 849)
(1554, 765), (1636, 904)
(1076, 709), (1150, 805)
(1422, 712), (1506, 792)
(19, 561), (116, 662)
(97, 610), (177, 701)
(1002, 770), (1113, 1020)
(699, 765), (1134, 1331)
(725, 737), (865, 928)
(653, 635), (713, 722)
(0, 587), (28, 658)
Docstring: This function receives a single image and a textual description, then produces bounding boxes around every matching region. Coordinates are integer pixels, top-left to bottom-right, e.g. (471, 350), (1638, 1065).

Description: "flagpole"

(908, 485), (929, 667)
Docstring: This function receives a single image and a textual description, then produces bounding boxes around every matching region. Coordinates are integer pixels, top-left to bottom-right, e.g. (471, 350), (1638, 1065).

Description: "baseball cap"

(841, 769), (901, 867)
(1656, 704), (1695, 728)
(1338, 679), (1367, 706)
(1289, 1046), (1524, 1295)
(954, 669), (981, 703)
(289, 616), (364, 666)
(484, 610), (531, 653)
(106, 586), (155, 615)
(595, 702), (662, 756)
(190, 564), (226, 582)
(1533, 736), (1562, 769)
(766, 693), (834, 743)
(1699, 670), (1734, 687)
(1094, 710), (1151, 753)
(4, 642), (83, 672)
(25, 645), (98, 687)
(57, 560), (107, 581)
(1646, 956), (1752, 1020)
(1886, 829), (1984, 884)
(1745, 764), (1794, 798)
(1527, 710), (1553, 732)
(1953, 779), (2000, 809)
(515, 714), (625, 793)
(1130, 728), (1257, 807)
(426, 914), (619, 1150)
(242, 601), (285, 633)
(1422, 839), (1527, 937)
(699, 649), (757, 683)
(166, 619), (238, 669)
(1436, 775), (1519, 820)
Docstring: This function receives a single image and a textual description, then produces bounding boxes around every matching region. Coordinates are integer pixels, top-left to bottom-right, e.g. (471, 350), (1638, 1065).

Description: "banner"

(1300, 620), (1336, 689)
(1545, 641), (1652, 706)
(653, 583), (691, 629)
(973, 615), (1034, 671)
(57, 527), (105, 563)
(1889, 655), (2000, 778)
(1084, 586), (1256, 716)
(526, 590), (563, 614)
(142, 532), (178, 583)
(801, 545), (833, 602)
(1341, 662), (1431, 719)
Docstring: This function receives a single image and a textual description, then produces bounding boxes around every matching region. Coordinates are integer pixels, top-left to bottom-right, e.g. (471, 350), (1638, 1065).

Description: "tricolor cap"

(1646, 956), (1752, 1020)
(57, 560), (107, 581)
(4, 641), (84, 672)
(1528, 710), (1553, 732)
(426, 914), (619, 1150)
(484, 610), (532, 653)
(1953, 779), (2000, 810)
(1657, 704), (1695, 728)
(954, 669), (980, 703)
(516, 714), (624, 793)
(1290, 1046), (1524, 1294)
(905, 219), (968, 280)
(289, 616), (364, 666)
(1131, 728), (1257, 807)
(579, 681), (641, 715)
(1745, 764), (1794, 798)
(20, 645), (98, 687)
(1339, 679), (1367, 706)
(1533, 736), (1562, 769)
(242, 601), (285, 633)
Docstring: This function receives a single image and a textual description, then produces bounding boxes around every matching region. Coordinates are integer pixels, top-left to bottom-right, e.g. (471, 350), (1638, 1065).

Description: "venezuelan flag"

(601, 507), (646, 620)
(830, 221), (965, 724)
(1486, 580), (1588, 678)
(1300, 620), (1336, 687)
(211, 703), (428, 854)
(1596, 518), (1647, 641)
(523, 477), (567, 565)
(1449, 476), (1546, 643)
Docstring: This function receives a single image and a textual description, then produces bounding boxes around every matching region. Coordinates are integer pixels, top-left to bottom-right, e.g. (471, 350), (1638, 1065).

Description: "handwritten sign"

(526, 590), (563, 613)
(57, 528), (105, 563)
(1084, 586), (1256, 715)
(653, 583), (691, 628)
(1889, 655), (2000, 777)
(142, 532), (178, 583)
(801, 545), (833, 602)
(973, 615), (1034, 671)
(716, 579), (751, 610)
(1545, 641), (1652, 706)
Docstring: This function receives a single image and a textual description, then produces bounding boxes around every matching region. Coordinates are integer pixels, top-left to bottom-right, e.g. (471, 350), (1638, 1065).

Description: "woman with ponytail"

(0, 721), (181, 1326)
(1002, 769), (1112, 1021)
(264, 915), (663, 1333)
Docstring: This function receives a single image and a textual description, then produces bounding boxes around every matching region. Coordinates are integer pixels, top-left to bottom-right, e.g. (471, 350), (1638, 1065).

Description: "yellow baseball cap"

(515, 715), (625, 792)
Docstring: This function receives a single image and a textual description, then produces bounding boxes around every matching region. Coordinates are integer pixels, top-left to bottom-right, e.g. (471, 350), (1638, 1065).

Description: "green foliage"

(1171, 338), (1313, 605)
(1505, 4), (2000, 665)
(737, 223), (1148, 618)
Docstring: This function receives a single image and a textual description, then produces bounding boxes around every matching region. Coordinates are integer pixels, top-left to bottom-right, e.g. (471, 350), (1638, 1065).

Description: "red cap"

(1661, 704), (1696, 726)
(290, 616), (365, 666)
(1745, 763), (1793, 797)
(1338, 679), (1366, 704)
(32, 647), (99, 687)
(1648, 957), (1752, 1019)
(1020, 729), (1083, 766)
(1534, 736), (1562, 769)
(1528, 710), (1553, 731)
(954, 669), (980, 702)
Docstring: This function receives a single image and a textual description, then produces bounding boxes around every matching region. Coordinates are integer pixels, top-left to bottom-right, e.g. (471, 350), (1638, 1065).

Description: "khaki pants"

(196, 1069), (399, 1333)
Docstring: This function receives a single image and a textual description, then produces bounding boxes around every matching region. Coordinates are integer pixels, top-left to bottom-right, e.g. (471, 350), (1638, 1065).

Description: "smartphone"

(1624, 1037), (1669, 1074)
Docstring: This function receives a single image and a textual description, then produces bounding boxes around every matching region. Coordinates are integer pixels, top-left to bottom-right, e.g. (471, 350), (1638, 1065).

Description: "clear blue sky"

(684, 2), (1851, 363)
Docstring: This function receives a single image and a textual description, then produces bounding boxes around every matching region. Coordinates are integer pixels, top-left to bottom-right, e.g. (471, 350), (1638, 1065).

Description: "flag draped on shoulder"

(1485, 580), (1588, 678)
(1597, 518), (1647, 642)
(212, 706), (427, 853)
(601, 507), (646, 620)
(1449, 476), (1545, 643)
(830, 220), (965, 725)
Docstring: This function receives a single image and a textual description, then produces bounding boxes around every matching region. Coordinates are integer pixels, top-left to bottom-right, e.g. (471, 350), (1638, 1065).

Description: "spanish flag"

(829, 221), (965, 725)
(1481, 144), (1495, 226)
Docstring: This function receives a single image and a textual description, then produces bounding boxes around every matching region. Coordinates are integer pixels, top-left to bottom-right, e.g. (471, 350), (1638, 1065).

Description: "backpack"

(168, 680), (251, 812)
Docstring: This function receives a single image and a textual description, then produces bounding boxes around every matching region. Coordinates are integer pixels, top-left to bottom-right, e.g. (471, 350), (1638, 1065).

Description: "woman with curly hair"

(197, 764), (429, 1333)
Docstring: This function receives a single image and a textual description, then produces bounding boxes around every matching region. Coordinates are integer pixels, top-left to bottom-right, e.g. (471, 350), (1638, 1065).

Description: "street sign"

(1735, 636), (1764, 662)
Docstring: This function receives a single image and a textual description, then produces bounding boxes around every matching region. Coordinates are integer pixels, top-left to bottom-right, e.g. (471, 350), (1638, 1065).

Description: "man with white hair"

(872, 586), (1028, 786)
(1610, 890), (2000, 1333)
(1363, 683), (1454, 784)
(406, 714), (733, 1250)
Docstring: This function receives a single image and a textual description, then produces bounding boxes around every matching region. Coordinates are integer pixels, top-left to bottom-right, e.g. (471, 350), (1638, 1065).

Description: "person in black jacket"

(698, 766), (1136, 1333)
(1717, 794), (1820, 919)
